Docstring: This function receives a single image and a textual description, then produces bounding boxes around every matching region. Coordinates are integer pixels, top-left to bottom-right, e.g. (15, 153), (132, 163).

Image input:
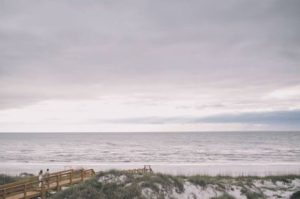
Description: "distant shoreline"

(1, 163), (300, 177)
(1, 131), (300, 133)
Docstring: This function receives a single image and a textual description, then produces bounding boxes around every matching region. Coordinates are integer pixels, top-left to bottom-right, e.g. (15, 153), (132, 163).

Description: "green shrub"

(265, 175), (294, 184)
(188, 175), (211, 187)
(290, 191), (300, 199)
(241, 187), (265, 199)
(140, 181), (160, 193)
(169, 175), (184, 193)
(51, 184), (104, 199)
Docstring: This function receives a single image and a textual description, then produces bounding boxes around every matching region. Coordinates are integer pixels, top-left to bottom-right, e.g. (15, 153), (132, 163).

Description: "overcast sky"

(0, 0), (300, 132)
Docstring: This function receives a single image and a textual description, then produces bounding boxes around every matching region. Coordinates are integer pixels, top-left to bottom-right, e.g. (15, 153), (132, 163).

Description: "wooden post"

(56, 175), (60, 191)
(3, 189), (7, 199)
(41, 181), (45, 199)
(80, 170), (84, 182)
(47, 176), (50, 190)
(70, 170), (73, 184)
(24, 184), (27, 199)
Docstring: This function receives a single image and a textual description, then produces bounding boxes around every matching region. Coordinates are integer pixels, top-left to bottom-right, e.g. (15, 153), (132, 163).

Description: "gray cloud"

(98, 110), (300, 126)
(0, 0), (299, 130)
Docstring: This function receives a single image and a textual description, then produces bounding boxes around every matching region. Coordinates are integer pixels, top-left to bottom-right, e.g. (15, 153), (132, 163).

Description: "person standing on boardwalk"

(44, 168), (50, 188)
(38, 170), (43, 188)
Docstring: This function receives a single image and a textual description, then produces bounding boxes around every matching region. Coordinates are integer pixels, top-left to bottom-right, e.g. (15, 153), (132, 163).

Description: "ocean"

(1, 131), (300, 176)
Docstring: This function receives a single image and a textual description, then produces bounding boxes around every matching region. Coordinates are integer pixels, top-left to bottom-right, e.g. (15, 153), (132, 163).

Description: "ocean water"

(1, 132), (300, 176)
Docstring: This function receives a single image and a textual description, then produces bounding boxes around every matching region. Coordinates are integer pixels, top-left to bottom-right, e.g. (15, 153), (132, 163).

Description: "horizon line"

(0, 130), (300, 133)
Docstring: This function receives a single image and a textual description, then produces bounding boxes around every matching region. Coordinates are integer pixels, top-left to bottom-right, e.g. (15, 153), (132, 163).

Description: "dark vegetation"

(0, 174), (20, 185)
(290, 190), (300, 199)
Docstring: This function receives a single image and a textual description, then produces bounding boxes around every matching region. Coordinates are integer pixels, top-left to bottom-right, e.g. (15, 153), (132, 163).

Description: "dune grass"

(0, 174), (20, 185)
(13, 170), (297, 199)
(2, 170), (300, 199)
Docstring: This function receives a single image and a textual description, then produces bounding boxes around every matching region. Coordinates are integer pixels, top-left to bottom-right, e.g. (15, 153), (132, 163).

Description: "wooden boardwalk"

(0, 169), (95, 199)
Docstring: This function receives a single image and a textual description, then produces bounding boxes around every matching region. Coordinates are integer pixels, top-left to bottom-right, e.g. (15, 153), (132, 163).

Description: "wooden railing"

(123, 165), (153, 174)
(0, 169), (95, 199)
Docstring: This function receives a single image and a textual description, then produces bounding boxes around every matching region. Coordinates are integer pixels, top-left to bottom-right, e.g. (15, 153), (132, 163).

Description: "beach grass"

(47, 170), (300, 199)
(0, 174), (19, 185)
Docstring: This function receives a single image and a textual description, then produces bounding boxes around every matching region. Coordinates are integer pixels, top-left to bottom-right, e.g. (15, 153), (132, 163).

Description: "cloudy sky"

(0, 0), (300, 132)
